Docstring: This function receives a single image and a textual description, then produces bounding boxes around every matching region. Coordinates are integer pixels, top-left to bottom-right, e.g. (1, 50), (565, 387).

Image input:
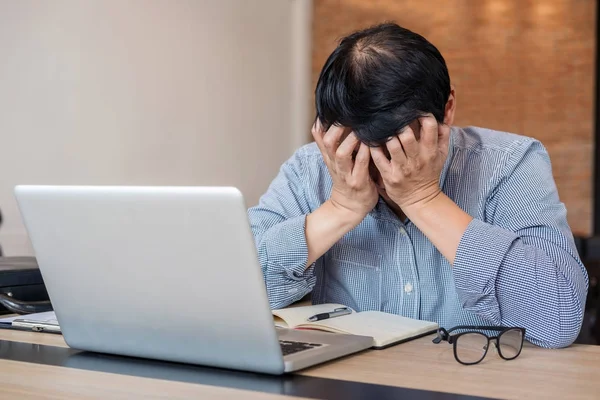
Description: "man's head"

(315, 22), (455, 146)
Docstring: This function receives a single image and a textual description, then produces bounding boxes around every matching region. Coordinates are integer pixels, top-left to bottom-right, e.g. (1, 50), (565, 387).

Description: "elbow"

(263, 265), (316, 310)
(264, 280), (309, 310)
(558, 325), (583, 348)
(530, 324), (581, 349)
(528, 303), (585, 349)
(532, 262), (588, 348)
(268, 295), (294, 310)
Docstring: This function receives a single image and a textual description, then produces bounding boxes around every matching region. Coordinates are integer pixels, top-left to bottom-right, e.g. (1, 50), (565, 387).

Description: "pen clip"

(333, 307), (349, 312)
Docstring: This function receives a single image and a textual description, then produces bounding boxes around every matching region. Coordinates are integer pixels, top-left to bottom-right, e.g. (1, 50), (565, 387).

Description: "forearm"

(494, 241), (585, 348)
(402, 192), (587, 347)
(252, 214), (316, 309)
(452, 219), (588, 348)
(250, 200), (365, 308)
(305, 200), (365, 267)
(402, 192), (472, 264)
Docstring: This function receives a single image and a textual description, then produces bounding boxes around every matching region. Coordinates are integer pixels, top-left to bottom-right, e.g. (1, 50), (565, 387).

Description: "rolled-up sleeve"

(248, 148), (317, 309)
(452, 140), (588, 348)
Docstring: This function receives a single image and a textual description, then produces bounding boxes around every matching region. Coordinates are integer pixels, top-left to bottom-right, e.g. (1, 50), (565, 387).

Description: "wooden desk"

(0, 330), (598, 399)
(0, 330), (306, 400)
(303, 335), (600, 399)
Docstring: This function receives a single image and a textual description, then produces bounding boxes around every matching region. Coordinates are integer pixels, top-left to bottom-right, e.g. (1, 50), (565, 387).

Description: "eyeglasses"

(432, 325), (526, 365)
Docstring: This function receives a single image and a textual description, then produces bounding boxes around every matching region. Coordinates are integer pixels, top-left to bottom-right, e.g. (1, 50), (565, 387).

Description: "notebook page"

(0, 311), (58, 326)
(307, 311), (438, 346)
(272, 303), (353, 328)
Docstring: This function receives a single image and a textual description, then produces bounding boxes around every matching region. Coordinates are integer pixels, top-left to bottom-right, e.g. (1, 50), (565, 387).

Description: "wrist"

(399, 191), (473, 265)
(400, 189), (443, 217)
(324, 199), (368, 228)
(305, 200), (368, 267)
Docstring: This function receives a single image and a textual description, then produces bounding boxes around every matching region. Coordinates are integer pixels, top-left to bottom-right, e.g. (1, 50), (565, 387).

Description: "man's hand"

(370, 115), (450, 209)
(312, 120), (379, 220)
(303, 120), (379, 268)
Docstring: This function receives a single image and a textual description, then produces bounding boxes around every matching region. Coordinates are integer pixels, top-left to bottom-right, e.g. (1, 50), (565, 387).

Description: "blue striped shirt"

(248, 126), (589, 348)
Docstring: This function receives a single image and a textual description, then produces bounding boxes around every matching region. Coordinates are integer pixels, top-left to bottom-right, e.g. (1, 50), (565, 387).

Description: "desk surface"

(0, 329), (598, 399)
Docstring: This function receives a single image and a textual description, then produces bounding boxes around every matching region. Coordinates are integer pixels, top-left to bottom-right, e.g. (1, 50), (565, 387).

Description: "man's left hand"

(370, 114), (450, 209)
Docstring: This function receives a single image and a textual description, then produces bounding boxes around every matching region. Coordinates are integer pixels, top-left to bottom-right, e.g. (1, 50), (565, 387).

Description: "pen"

(307, 307), (352, 322)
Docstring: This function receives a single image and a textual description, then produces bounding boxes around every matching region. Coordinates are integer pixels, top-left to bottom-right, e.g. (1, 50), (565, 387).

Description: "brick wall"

(312, 0), (595, 235)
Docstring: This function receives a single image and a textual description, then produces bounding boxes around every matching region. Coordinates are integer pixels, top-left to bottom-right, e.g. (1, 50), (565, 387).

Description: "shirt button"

(404, 283), (413, 293)
(399, 227), (407, 235)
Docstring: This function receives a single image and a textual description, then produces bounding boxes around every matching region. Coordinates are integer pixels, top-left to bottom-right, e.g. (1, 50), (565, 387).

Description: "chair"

(573, 235), (600, 345)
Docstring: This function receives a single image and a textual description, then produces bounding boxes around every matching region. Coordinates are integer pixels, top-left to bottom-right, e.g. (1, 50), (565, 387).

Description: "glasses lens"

(455, 332), (489, 364)
(498, 328), (523, 359)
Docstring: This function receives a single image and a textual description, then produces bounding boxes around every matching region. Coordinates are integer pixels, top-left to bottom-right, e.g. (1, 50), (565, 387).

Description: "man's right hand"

(303, 121), (378, 269)
(312, 120), (379, 220)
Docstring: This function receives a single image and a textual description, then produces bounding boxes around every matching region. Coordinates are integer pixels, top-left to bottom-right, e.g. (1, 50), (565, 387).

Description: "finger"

(385, 136), (407, 165)
(335, 132), (360, 174)
(398, 125), (419, 159)
(418, 114), (439, 149)
(322, 125), (346, 162)
(407, 120), (421, 141)
(311, 119), (329, 161)
(370, 146), (391, 175)
(336, 131), (360, 158)
(352, 142), (370, 179)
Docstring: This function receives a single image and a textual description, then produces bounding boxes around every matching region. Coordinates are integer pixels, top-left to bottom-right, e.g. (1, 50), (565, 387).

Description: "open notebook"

(272, 303), (438, 349)
(0, 311), (60, 333)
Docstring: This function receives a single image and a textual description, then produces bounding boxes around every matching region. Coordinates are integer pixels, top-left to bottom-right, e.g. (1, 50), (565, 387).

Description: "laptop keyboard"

(279, 340), (323, 356)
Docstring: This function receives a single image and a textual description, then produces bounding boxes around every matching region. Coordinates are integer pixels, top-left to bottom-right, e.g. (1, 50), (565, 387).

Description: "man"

(248, 23), (588, 348)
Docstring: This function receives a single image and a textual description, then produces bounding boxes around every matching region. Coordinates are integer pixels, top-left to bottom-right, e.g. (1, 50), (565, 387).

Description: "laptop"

(14, 185), (372, 374)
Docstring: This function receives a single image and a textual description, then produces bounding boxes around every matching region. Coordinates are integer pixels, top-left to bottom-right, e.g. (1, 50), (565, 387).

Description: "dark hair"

(315, 23), (451, 146)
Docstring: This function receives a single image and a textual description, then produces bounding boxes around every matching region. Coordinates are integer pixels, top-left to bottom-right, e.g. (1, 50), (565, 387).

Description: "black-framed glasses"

(432, 326), (526, 365)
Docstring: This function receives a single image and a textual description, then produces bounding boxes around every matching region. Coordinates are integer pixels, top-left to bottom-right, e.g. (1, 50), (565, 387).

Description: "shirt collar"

(439, 125), (456, 191)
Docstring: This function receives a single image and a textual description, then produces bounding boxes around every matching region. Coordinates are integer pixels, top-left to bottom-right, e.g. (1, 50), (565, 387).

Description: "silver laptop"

(14, 185), (372, 374)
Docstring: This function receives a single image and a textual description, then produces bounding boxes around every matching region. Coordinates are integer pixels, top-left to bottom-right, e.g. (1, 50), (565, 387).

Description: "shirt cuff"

(453, 218), (518, 320)
(262, 214), (314, 280)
